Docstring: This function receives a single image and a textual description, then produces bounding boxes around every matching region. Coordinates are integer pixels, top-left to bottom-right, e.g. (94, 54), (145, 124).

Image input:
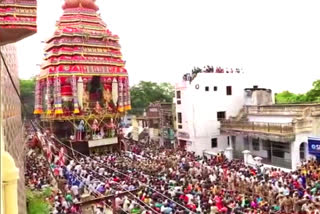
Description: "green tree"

(275, 80), (320, 103)
(20, 78), (35, 118)
(130, 81), (174, 115)
(305, 80), (320, 102)
(27, 188), (51, 214)
(275, 91), (298, 103)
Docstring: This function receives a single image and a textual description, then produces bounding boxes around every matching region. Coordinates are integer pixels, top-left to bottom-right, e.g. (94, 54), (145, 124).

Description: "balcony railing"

(221, 120), (294, 135)
(245, 104), (320, 116)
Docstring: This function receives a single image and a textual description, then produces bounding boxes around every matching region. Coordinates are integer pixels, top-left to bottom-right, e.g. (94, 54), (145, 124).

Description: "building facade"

(175, 69), (246, 156)
(221, 87), (320, 170)
(137, 102), (175, 145)
(176, 70), (320, 170)
(1, 44), (26, 214)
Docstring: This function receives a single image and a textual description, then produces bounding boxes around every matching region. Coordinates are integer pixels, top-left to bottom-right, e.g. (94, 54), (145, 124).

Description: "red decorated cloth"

(0, 0), (37, 45)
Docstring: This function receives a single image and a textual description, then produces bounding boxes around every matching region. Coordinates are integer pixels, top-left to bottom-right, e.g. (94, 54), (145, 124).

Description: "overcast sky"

(16, 0), (320, 93)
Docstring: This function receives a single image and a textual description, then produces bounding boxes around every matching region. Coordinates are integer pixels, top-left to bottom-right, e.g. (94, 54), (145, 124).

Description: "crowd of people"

(25, 130), (320, 214)
(25, 148), (82, 213)
(115, 140), (320, 214)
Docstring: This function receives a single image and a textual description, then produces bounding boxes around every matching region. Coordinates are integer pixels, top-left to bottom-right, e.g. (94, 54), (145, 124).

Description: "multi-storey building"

(220, 87), (320, 170)
(137, 102), (175, 145)
(175, 69), (320, 170)
(175, 68), (246, 155)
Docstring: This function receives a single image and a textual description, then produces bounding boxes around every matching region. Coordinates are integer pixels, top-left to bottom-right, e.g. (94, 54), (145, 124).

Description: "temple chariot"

(34, 0), (131, 155)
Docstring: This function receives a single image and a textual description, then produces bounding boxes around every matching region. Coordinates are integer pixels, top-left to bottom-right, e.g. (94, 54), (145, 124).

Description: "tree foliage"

(20, 78), (35, 118)
(276, 80), (320, 104)
(27, 188), (51, 214)
(130, 81), (174, 115)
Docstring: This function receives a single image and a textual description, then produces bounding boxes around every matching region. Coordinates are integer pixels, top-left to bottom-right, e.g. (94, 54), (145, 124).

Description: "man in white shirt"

(94, 206), (104, 214)
(115, 196), (123, 211)
(98, 167), (105, 175)
(71, 184), (79, 196)
(74, 164), (82, 173)
(123, 196), (130, 211)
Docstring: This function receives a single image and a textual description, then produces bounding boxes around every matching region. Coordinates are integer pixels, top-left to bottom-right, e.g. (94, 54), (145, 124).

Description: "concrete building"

(221, 87), (320, 170)
(175, 68), (320, 170)
(175, 68), (246, 156)
(137, 102), (175, 145)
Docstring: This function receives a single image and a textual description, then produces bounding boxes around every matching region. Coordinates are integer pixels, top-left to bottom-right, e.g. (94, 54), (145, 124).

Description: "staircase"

(229, 108), (247, 121)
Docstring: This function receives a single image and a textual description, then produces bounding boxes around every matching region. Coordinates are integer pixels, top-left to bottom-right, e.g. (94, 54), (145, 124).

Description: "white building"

(221, 89), (320, 170)
(175, 69), (247, 156)
(175, 69), (320, 170)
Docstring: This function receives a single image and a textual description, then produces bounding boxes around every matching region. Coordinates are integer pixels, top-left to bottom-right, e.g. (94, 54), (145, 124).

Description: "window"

(262, 140), (270, 150)
(178, 125), (183, 129)
(211, 138), (218, 148)
(214, 86), (218, 91)
(205, 86), (209, 91)
(176, 91), (181, 99)
(226, 86), (232, 95)
(252, 138), (260, 151)
(177, 100), (181, 105)
(300, 143), (306, 160)
(217, 111), (226, 121)
(272, 141), (290, 158)
(244, 136), (249, 150)
(177, 112), (182, 123)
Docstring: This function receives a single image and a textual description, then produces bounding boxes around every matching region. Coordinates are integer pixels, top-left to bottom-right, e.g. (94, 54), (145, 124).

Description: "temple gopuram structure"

(34, 0), (130, 154)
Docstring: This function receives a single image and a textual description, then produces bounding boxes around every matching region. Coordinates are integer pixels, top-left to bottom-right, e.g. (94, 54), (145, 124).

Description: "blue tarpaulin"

(308, 137), (320, 156)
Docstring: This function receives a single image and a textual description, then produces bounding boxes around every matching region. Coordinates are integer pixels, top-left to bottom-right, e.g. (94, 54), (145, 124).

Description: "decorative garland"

(33, 0), (132, 116)
(117, 77), (124, 112)
(72, 75), (80, 114)
(46, 78), (53, 115)
(123, 77), (131, 111)
(54, 77), (63, 115)
(33, 79), (43, 114)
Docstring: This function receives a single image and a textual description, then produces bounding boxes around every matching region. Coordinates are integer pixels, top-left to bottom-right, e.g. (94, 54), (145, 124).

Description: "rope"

(35, 127), (156, 213)
(52, 151), (129, 214)
(35, 119), (194, 213)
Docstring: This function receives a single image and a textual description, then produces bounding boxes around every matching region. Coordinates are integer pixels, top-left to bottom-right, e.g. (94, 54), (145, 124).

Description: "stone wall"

(0, 44), (26, 214)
